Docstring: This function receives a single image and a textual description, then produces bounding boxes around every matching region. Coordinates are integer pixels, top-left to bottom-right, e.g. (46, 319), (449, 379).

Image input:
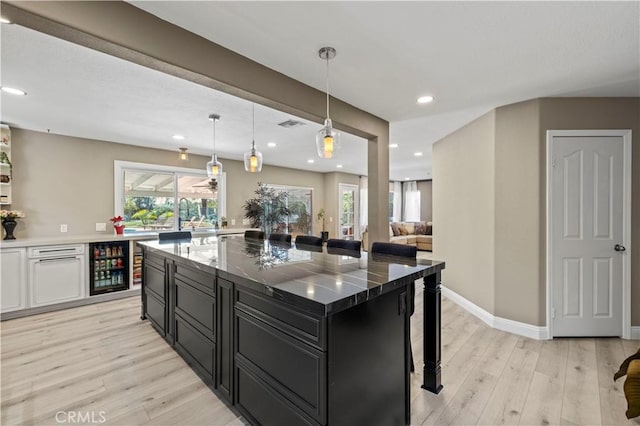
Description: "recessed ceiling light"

(389, 144), (399, 148)
(172, 134), (185, 140)
(1, 86), (26, 96)
(0, 17), (11, 24)
(336, 164), (343, 168)
(267, 142), (277, 148)
(307, 159), (315, 164)
(417, 95), (434, 104)
(414, 152), (423, 157)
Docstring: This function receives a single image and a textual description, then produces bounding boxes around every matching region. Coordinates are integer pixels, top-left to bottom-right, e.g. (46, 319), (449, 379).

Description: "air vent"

(278, 119), (306, 128)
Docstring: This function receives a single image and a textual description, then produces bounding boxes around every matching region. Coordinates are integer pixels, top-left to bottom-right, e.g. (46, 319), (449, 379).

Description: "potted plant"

(110, 215), (125, 235)
(243, 182), (290, 235)
(317, 208), (328, 242)
(0, 209), (24, 240)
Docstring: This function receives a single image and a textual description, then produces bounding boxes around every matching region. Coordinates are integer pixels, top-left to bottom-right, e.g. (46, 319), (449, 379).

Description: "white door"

(1, 248), (27, 313)
(29, 256), (85, 307)
(550, 133), (628, 337)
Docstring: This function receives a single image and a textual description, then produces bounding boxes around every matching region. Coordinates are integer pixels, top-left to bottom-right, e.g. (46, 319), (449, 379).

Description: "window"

(115, 161), (225, 233)
(267, 185), (312, 236)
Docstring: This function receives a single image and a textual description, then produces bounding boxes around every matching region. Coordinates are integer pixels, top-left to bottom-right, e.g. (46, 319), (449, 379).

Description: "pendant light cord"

(326, 54), (330, 120)
(212, 117), (216, 154)
(252, 103), (255, 149)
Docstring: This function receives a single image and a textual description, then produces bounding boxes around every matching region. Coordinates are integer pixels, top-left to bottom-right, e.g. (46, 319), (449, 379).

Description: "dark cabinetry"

(142, 252), (167, 336)
(141, 247), (413, 426)
(216, 277), (234, 402)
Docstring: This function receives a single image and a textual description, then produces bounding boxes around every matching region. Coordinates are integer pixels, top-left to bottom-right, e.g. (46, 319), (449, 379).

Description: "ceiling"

(2, 2), (639, 181)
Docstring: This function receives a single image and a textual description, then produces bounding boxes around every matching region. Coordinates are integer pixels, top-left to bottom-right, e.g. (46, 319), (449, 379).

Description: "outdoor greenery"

(243, 182), (290, 233)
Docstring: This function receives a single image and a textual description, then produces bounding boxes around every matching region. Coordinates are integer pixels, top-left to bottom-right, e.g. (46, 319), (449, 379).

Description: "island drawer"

(235, 287), (325, 350)
(175, 263), (215, 296)
(175, 313), (215, 383)
(145, 290), (165, 336)
(175, 278), (215, 341)
(144, 260), (165, 300)
(236, 365), (320, 426)
(144, 251), (165, 271)
(236, 309), (326, 424)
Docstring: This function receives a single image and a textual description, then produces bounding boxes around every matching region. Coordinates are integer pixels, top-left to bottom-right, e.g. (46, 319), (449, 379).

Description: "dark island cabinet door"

(216, 277), (234, 403)
(143, 252), (167, 336)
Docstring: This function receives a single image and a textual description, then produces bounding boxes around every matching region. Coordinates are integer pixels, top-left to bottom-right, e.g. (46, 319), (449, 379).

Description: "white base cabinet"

(1, 248), (27, 313)
(28, 252), (85, 308)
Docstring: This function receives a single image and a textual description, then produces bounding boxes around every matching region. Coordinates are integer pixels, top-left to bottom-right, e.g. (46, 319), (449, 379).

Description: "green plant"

(131, 209), (157, 226)
(0, 152), (12, 177)
(317, 208), (326, 232)
(243, 182), (290, 232)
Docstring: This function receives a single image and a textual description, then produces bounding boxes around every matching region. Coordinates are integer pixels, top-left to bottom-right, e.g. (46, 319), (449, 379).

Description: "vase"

(2, 219), (17, 240)
(114, 225), (125, 235)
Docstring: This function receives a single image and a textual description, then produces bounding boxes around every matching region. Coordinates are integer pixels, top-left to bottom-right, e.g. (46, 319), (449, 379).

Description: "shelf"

(0, 163), (10, 167)
(0, 183), (10, 186)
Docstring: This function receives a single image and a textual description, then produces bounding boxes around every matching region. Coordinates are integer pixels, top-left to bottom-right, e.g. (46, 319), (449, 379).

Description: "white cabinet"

(28, 245), (85, 308)
(1, 248), (27, 312)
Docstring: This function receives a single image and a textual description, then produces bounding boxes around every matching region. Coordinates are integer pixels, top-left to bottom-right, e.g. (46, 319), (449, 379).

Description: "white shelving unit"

(0, 124), (11, 206)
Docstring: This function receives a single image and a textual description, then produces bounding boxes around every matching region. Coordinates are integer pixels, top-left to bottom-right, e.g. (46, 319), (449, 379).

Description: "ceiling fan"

(192, 178), (218, 192)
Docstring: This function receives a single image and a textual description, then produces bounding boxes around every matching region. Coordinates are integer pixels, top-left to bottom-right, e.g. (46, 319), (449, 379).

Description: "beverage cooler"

(89, 242), (129, 295)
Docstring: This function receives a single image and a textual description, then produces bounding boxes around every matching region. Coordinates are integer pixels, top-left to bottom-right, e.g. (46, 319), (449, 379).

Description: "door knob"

(614, 244), (626, 252)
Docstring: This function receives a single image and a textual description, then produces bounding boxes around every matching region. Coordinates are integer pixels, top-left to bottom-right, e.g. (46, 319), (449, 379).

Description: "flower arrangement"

(0, 210), (25, 221)
(110, 215), (124, 226)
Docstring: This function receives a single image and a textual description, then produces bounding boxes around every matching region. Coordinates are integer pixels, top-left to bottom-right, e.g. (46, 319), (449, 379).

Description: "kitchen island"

(138, 235), (444, 425)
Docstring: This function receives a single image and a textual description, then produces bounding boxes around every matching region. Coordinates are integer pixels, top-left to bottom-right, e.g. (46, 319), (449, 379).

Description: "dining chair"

(371, 241), (417, 372)
(326, 238), (362, 252)
(268, 233), (292, 244)
(294, 235), (323, 247)
(244, 230), (265, 240)
(158, 231), (192, 242)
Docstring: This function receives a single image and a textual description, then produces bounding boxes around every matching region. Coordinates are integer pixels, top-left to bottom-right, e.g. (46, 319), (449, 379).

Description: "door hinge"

(551, 157), (557, 168)
(552, 307), (556, 319)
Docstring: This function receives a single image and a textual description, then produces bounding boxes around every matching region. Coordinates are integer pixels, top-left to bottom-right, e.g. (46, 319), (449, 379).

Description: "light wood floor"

(1, 291), (639, 425)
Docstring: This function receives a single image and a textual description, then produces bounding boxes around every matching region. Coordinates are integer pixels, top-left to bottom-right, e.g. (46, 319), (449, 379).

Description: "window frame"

(114, 160), (226, 231)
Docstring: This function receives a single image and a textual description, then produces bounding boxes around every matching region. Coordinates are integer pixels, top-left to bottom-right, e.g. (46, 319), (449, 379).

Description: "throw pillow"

(391, 222), (401, 236)
(415, 223), (426, 235)
(426, 224), (433, 235)
(404, 222), (415, 235)
(398, 225), (409, 236)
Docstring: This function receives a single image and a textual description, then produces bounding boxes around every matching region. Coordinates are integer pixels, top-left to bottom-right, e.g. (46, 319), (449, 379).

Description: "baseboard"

(631, 326), (640, 340)
(441, 285), (549, 340)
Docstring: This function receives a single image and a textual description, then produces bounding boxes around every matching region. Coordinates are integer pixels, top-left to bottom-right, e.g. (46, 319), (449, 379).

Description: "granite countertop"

(0, 228), (252, 249)
(139, 235), (445, 316)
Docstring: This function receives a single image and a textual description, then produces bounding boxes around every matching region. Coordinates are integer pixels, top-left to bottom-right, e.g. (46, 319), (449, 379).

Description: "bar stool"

(371, 241), (417, 372)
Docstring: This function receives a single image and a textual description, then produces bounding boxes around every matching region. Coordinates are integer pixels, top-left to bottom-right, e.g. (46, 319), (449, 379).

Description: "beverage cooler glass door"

(89, 242), (129, 296)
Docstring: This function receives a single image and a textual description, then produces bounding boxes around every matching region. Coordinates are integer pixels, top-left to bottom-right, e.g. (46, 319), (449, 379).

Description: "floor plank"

(1, 294), (638, 426)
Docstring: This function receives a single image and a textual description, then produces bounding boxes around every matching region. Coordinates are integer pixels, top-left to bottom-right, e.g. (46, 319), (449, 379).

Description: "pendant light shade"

(206, 114), (223, 179)
(244, 103), (263, 173)
(178, 147), (189, 161)
(316, 46), (340, 159)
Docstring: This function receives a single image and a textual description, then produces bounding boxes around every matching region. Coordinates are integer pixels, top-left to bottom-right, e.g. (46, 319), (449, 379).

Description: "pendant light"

(206, 113), (223, 179)
(244, 103), (263, 173)
(316, 46), (340, 159)
(178, 147), (189, 161)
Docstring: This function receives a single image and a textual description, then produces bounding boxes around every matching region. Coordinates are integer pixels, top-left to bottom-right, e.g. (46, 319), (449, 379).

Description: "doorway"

(546, 130), (631, 338)
(339, 184), (359, 240)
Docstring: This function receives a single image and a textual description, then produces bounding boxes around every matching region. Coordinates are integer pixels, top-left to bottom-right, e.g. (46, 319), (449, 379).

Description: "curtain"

(402, 181), (420, 222)
(392, 181), (402, 222)
(359, 176), (368, 234)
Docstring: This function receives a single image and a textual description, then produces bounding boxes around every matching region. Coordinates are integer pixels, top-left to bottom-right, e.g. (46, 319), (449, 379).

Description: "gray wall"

(433, 97), (639, 327)
(10, 128), (337, 239)
(417, 180), (433, 222)
(433, 110), (496, 314)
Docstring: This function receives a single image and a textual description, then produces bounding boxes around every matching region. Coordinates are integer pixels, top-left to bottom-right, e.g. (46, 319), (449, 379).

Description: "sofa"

(362, 221), (433, 251)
